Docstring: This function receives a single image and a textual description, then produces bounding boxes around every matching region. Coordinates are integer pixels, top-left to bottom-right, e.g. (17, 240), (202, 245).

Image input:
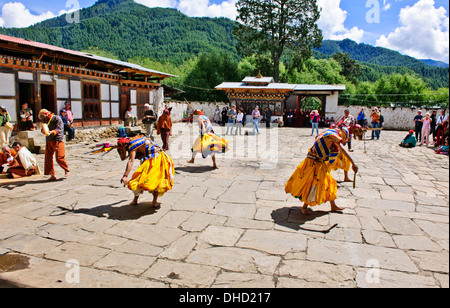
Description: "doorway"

(40, 84), (56, 114)
(18, 83), (36, 122)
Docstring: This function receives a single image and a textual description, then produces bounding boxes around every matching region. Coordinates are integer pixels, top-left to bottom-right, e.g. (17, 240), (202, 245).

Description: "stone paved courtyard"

(0, 123), (448, 288)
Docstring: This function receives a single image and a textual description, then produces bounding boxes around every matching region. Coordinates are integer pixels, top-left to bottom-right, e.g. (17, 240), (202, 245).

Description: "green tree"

(234, 0), (323, 82)
(332, 52), (363, 84)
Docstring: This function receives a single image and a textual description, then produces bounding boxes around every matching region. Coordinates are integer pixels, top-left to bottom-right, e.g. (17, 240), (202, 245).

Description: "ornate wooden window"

(83, 82), (101, 119)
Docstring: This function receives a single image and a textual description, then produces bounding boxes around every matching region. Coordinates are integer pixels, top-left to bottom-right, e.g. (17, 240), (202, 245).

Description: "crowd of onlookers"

(401, 109), (449, 155)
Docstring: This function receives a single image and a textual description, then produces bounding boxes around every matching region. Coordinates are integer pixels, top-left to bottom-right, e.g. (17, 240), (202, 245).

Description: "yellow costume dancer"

(187, 111), (229, 168)
(118, 135), (175, 207)
(285, 127), (357, 215)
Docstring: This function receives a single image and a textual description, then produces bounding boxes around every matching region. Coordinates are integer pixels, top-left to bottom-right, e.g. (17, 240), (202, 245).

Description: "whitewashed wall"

(161, 101), (229, 122)
(335, 105), (449, 131)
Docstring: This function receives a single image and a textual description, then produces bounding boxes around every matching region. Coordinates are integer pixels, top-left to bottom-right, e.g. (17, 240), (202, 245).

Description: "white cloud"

(376, 0), (449, 63)
(0, 2), (56, 28)
(134, 0), (178, 9)
(134, 0), (237, 20)
(317, 0), (365, 43)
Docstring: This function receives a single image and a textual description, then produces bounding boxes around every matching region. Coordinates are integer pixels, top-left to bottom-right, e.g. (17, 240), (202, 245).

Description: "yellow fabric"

(192, 133), (229, 157)
(330, 152), (352, 172)
(128, 152), (175, 197)
(285, 157), (337, 207)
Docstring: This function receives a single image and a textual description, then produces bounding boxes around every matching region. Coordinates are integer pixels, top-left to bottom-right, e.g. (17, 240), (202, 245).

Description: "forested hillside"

(0, 0), (239, 65)
(314, 39), (449, 90)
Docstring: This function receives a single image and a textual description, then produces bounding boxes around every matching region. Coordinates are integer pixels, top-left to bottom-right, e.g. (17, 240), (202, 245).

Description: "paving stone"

(377, 216), (424, 236)
(186, 247), (269, 274)
(307, 238), (419, 273)
(93, 251), (156, 276)
(143, 259), (219, 287)
(198, 225), (244, 247)
(212, 272), (275, 288)
(408, 251), (449, 273)
(278, 259), (356, 287)
(45, 242), (111, 267)
(355, 268), (438, 288)
(392, 235), (442, 251)
(236, 230), (307, 255)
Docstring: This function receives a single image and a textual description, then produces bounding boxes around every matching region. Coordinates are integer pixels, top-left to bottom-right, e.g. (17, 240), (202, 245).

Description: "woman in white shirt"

(235, 109), (244, 135)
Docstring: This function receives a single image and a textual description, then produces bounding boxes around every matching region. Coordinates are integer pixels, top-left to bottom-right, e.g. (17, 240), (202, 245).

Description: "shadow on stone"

(176, 166), (216, 174)
(271, 207), (338, 233)
(55, 200), (160, 221)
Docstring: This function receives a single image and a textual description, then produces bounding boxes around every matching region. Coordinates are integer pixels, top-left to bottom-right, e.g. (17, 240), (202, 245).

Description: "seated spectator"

(124, 106), (137, 127)
(435, 137), (449, 155)
(0, 145), (17, 174)
(7, 142), (41, 178)
(399, 130), (417, 148)
(60, 110), (75, 141)
(19, 103), (35, 131)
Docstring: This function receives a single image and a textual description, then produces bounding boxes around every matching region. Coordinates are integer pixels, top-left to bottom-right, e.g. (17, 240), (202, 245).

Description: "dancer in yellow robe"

(187, 110), (229, 169)
(118, 135), (175, 207)
(285, 126), (358, 215)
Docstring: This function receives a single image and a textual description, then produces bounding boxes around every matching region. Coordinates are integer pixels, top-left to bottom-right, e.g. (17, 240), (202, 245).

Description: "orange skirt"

(330, 152), (351, 172)
(285, 157), (337, 207)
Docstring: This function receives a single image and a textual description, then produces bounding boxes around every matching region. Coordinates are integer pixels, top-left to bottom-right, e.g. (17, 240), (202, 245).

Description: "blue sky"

(0, 0), (449, 62)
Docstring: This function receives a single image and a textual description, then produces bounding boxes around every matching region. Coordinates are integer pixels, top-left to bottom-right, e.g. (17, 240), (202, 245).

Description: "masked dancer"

(285, 126), (358, 215)
(187, 110), (229, 169)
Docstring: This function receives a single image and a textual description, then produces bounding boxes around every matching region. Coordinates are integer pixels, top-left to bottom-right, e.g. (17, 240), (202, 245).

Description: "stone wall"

(335, 105), (449, 131)
(161, 101), (230, 122)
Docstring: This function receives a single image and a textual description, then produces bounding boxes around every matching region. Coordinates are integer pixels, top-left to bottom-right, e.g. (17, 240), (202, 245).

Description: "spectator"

(298, 108), (305, 127)
(38, 109), (70, 181)
(156, 109), (172, 151)
(310, 110), (320, 136)
(164, 105), (173, 115)
(60, 110), (75, 141)
(370, 107), (381, 140)
(420, 113), (433, 146)
(399, 130), (417, 148)
(252, 106), (261, 135)
(124, 106), (137, 127)
(430, 110), (437, 143)
(221, 107), (228, 126)
(340, 109), (356, 151)
(62, 101), (74, 123)
(435, 137), (449, 155)
(357, 108), (366, 127)
(287, 109), (295, 127)
(265, 107), (272, 129)
(435, 110), (449, 146)
(142, 104), (156, 140)
(413, 110), (424, 143)
(19, 103), (35, 131)
(7, 142), (41, 178)
(378, 109), (385, 138)
(0, 105), (13, 147)
(225, 106), (237, 135)
(236, 109), (244, 135)
(0, 145), (17, 174)
(213, 106), (221, 123)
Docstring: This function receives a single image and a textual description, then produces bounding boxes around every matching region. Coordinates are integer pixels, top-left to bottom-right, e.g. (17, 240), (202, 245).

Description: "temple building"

(0, 34), (176, 130)
(215, 74), (346, 122)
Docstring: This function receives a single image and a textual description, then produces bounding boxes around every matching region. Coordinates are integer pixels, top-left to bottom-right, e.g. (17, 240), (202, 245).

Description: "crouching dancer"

(285, 126), (358, 215)
(118, 135), (175, 207)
